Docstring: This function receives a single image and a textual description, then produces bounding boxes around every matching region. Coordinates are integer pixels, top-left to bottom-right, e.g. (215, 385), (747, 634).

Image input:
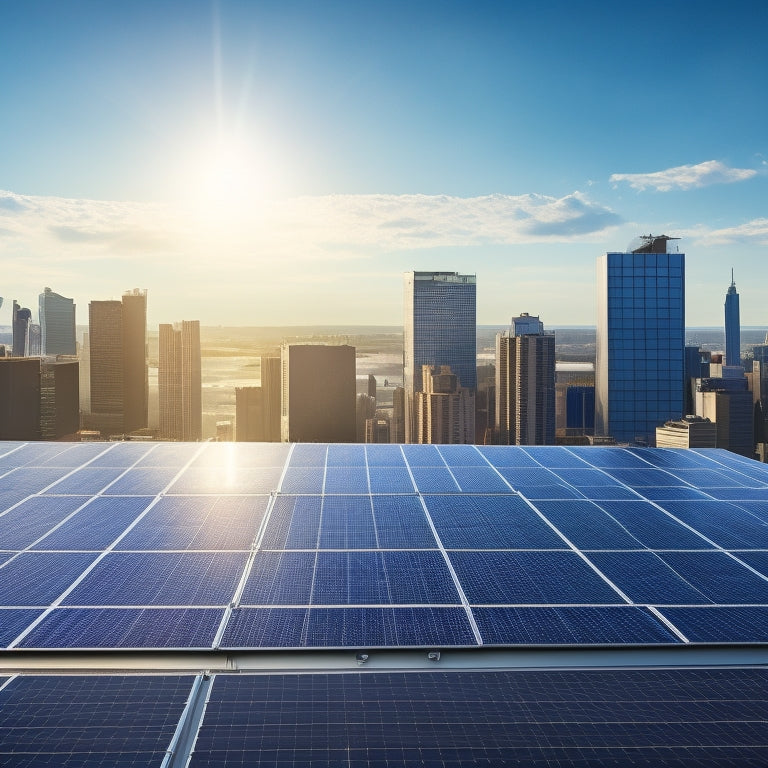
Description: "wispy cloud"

(610, 160), (757, 192)
(692, 218), (768, 246)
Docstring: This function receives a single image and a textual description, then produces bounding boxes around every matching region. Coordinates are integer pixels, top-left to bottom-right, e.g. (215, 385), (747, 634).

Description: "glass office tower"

(39, 287), (76, 356)
(403, 272), (476, 443)
(596, 236), (685, 445)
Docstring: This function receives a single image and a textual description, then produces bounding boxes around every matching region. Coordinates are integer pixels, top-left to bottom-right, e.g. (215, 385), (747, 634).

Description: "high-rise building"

(596, 235), (685, 445)
(415, 364), (475, 444)
(495, 314), (555, 445)
(390, 386), (406, 443)
(0, 357), (79, 440)
(12, 300), (31, 357)
(403, 271), (476, 442)
(87, 290), (148, 436)
(235, 356), (281, 442)
(724, 271), (740, 367)
(159, 320), (201, 441)
(39, 287), (76, 356)
(281, 344), (356, 442)
(655, 415), (717, 449)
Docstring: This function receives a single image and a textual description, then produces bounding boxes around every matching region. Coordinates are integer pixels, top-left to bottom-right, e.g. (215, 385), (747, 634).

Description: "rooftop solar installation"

(1, 442), (768, 651)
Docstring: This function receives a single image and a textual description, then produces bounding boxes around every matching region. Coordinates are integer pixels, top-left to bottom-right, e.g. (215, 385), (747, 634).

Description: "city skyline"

(1, 1), (767, 326)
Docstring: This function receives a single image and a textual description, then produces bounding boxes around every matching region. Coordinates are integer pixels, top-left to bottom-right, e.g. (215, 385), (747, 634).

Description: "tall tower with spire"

(724, 270), (740, 367)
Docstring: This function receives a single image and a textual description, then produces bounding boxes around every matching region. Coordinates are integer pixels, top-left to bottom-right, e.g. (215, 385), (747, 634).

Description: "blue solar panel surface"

(2, 442), (768, 649)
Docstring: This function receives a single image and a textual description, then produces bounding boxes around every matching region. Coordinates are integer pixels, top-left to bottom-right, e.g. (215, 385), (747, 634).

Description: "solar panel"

(62, 552), (248, 606)
(187, 668), (768, 766)
(2, 442), (768, 651)
(18, 607), (224, 649)
(0, 675), (196, 765)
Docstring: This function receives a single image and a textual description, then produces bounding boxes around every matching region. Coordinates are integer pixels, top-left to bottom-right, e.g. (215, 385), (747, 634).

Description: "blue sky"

(1, 0), (766, 327)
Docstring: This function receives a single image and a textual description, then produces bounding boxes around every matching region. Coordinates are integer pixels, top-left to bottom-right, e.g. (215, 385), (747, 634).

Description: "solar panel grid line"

(319, 444), (330, 495)
(413, 496), (482, 646)
(0, 675), (16, 694)
(159, 673), (209, 768)
(432, 446), (463, 491)
(213, 493), (285, 646)
(6, 443), (211, 649)
(273, 442), (296, 494)
(647, 606), (690, 643)
(0, 443), (27, 462)
(182, 675), (218, 768)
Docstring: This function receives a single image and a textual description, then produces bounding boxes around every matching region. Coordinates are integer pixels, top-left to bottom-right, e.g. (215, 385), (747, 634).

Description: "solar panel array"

(2, 669), (767, 766)
(1, 440), (768, 649)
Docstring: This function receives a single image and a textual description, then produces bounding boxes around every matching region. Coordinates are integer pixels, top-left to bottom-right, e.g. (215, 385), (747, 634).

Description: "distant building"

(28, 324), (41, 356)
(684, 346), (710, 416)
(0, 357), (79, 440)
(281, 344), (356, 442)
(365, 415), (391, 443)
(159, 320), (202, 441)
(87, 289), (148, 436)
(475, 362), (496, 444)
(356, 374), (377, 398)
(78, 332), (90, 414)
(39, 287), (76, 356)
(566, 386), (595, 433)
(356, 393), (376, 442)
(596, 235), (685, 445)
(403, 271), (476, 442)
(555, 362), (594, 436)
(216, 420), (233, 441)
(696, 379), (754, 457)
(390, 386), (406, 443)
(495, 314), (555, 445)
(12, 300), (31, 357)
(235, 356), (281, 442)
(655, 415), (717, 449)
(724, 271), (740, 367)
(415, 364), (475, 444)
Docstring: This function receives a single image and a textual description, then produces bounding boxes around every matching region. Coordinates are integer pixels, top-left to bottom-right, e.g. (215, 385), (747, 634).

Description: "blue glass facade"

(596, 250), (685, 445)
(404, 272), (476, 442)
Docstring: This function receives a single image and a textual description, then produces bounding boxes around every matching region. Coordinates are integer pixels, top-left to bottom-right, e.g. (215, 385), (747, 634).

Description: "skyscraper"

(159, 320), (202, 441)
(495, 314), (555, 445)
(39, 287), (76, 356)
(281, 344), (356, 442)
(724, 271), (740, 367)
(87, 290), (148, 436)
(596, 235), (685, 446)
(403, 271), (476, 443)
(12, 300), (31, 357)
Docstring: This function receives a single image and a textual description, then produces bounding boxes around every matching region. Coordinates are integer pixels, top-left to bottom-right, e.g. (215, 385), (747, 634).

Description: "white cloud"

(610, 160), (757, 192)
(691, 218), (768, 246)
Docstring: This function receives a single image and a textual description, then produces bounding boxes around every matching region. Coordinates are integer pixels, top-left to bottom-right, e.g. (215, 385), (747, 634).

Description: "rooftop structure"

(1, 441), (767, 764)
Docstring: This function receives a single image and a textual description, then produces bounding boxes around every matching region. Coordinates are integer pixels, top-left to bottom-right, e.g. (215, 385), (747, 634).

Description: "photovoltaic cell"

(169, 465), (283, 494)
(260, 496), (322, 549)
(400, 443), (444, 466)
(0, 466), (77, 495)
(85, 441), (154, 467)
(0, 552), (97, 606)
(604, 468), (688, 487)
(0, 496), (90, 550)
(660, 607), (768, 643)
(31, 496), (152, 551)
(367, 466), (414, 493)
(102, 466), (183, 495)
(534, 500), (644, 550)
(317, 496), (377, 548)
(476, 445), (541, 467)
(0, 674), (195, 765)
(45, 466), (128, 495)
(240, 552), (315, 605)
(18, 607), (224, 649)
(655, 551), (768, 604)
(323, 466), (368, 494)
(593, 501), (714, 550)
(220, 607), (477, 648)
(574, 447), (652, 468)
(62, 552), (248, 606)
(364, 444), (407, 467)
(424, 495), (564, 549)
(450, 466), (511, 492)
(326, 444), (366, 467)
(0, 609), (43, 648)
(436, 444), (488, 466)
(523, 446), (591, 468)
(659, 500), (768, 549)
(279, 466), (324, 494)
(409, 466), (460, 492)
(135, 443), (200, 467)
(473, 606), (680, 645)
(371, 496), (436, 548)
(585, 552), (713, 605)
(289, 443), (327, 467)
(115, 495), (268, 551)
(639, 486), (714, 501)
(449, 551), (621, 604)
